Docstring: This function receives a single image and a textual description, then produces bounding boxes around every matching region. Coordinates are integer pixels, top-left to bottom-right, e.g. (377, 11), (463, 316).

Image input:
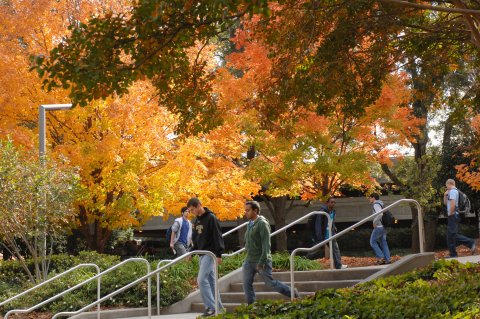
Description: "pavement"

(446, 254), (480, 264)
(119, 314), (203, 319)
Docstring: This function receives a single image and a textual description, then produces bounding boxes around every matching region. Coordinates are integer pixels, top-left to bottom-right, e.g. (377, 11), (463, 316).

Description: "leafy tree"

(0, 140), (80, 282)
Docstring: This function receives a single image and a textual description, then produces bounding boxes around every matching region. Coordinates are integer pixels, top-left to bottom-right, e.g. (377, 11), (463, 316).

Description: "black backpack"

(457, 190), (471, 215)
(377, 203), (395, 227)
(165, 226), (173, 242)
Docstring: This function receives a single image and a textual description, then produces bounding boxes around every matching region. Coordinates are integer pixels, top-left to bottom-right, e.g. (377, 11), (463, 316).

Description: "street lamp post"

(39, 104), (73, 158)
(38, 104), (72, 280)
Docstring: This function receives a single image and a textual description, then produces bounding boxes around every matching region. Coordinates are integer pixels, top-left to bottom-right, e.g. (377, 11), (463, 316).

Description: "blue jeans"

(447, 215), (475, 257)
(198, 255), (223, 311)
(242, 260), (292, 304)
(370, 226), (390, 262)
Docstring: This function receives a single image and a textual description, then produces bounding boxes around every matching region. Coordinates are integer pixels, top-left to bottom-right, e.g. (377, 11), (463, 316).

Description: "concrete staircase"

(71, 253), (437, 319)
(189, 266), (383, 313)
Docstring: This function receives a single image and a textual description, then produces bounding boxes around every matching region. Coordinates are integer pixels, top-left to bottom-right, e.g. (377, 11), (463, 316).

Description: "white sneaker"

(341, 264), (348, 269)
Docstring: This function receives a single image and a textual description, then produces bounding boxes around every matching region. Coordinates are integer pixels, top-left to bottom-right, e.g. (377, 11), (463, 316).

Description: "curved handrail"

(52, 250), (219, 319)
(222, 221), (249, 237)
(0, 263), (100, 319)
(289, 198), (425, 300)
(221, 211), (332, 263)
(4, 258), (150, 319)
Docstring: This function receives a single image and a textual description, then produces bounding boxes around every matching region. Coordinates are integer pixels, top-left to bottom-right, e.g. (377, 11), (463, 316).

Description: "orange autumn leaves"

(456, 115), (480, 191)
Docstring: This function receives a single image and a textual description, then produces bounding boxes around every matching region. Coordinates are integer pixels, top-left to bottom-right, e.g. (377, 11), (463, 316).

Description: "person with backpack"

(368, 193), (391, 265)
(444, 179), (476, 258)
(188, 197), (225, 317)
(168, 206), (192, 256)
(307, 198), (347, 269)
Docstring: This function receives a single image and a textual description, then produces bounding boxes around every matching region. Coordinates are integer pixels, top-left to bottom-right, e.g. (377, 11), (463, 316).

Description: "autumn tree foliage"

(0, 0), (259, 253)
(212, 17), (422, 251)
(456, 115), (480, 190)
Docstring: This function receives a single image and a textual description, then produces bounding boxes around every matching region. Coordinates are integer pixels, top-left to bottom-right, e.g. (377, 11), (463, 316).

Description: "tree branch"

(378, 0), (480, 15)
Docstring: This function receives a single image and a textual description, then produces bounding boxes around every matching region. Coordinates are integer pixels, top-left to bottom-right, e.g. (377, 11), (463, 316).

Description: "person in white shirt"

(169, 207), (192, 256)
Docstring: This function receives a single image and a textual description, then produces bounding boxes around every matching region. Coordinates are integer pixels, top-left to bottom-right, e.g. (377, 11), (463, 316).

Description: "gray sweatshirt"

(372, 200), (384, 227)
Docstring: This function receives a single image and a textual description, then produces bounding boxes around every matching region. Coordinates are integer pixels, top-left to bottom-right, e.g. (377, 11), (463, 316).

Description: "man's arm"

(211, 216), (225, 263)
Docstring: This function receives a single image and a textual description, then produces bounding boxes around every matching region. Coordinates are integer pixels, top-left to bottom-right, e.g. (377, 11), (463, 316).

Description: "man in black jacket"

(187, 197), (225, 317)
(308, 197), (346, 269)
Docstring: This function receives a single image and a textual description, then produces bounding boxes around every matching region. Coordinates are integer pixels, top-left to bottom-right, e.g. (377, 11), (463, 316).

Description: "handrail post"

(156, 259), (172, 316)
(289, 211), (332, 301)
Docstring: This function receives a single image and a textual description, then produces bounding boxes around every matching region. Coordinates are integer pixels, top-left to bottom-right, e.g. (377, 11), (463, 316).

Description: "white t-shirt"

(447, 188), (459, 215)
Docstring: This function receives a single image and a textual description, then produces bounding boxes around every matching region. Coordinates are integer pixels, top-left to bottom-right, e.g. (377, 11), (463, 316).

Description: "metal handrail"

(4, 258), (150, 319)
(222, 221), (249, 237)
(289, 198), (425, 300)
(0, 263), (100, 319)
(221, 211), (332, 264)
(52, 250), (219, 319)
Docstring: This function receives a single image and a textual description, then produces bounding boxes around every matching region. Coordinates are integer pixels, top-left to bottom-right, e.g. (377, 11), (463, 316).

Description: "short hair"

(326, 197), (336, 203)
(370, 193), (380, 200)
(187, 197), (201, 208)
(446, 179), (456, 186)
(246, 200), (261, 214)
(181, 206), (188, 215)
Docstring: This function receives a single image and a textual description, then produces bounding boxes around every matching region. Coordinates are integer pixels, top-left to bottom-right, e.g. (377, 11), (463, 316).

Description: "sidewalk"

(120, 314), (202, 319)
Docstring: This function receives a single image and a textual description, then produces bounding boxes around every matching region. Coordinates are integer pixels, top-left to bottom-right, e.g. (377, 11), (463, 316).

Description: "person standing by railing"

(369, 193), (391, 265)
(242, 200), (299, 304)
(308, 197), (347, 269)
(188, 197), (225, 317)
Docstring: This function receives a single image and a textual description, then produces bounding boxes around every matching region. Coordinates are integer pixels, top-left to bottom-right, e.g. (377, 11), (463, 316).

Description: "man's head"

(369, 193), (379, 203)
(187, 197), (204, 217)
(245, 200), (260, 221)
(326, 197), (336, 210)
(446, 179), (456, 190)
(181, 206), (189, 218)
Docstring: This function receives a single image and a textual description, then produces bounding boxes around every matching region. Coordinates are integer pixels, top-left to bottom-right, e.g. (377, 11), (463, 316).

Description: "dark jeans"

(307, 237), (342, 269)
(447, 215), (475, 257)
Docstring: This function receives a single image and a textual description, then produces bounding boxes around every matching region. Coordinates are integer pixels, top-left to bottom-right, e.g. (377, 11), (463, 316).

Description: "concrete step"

(230, 279), (360, 292)
(268, 266), (383, 282)
(220, 291), (313, 303)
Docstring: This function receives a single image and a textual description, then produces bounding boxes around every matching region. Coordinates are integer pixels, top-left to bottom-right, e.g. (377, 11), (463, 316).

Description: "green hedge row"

(220, 259), (480, 319)
(0, 251), (321, 315)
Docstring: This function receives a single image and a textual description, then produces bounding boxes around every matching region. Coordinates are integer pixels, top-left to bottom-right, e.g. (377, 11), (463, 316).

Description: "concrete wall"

(140, 195), (413, 231)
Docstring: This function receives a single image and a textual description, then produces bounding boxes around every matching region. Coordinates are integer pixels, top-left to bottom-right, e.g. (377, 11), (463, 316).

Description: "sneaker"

(384, 260), (391, 265)
(471, 243), (476, 255)
(341, 264), (348, 269)
(375, 259), (386, 265)
(200, 308), (215, 317)
(294, 288), (300, 298)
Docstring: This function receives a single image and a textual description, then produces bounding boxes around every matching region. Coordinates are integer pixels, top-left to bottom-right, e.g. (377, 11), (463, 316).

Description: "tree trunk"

(237, 217), (247, 249)
(264, 196), (288, 252)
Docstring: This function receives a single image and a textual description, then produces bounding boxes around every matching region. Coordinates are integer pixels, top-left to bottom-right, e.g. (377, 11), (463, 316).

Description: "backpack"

(377, 203), (395, 227)
(165, 226), (173, 242)
(457, 190), (471, 215)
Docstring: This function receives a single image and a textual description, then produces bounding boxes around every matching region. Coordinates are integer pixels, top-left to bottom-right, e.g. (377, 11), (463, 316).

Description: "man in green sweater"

(242, 200), (299, 304)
